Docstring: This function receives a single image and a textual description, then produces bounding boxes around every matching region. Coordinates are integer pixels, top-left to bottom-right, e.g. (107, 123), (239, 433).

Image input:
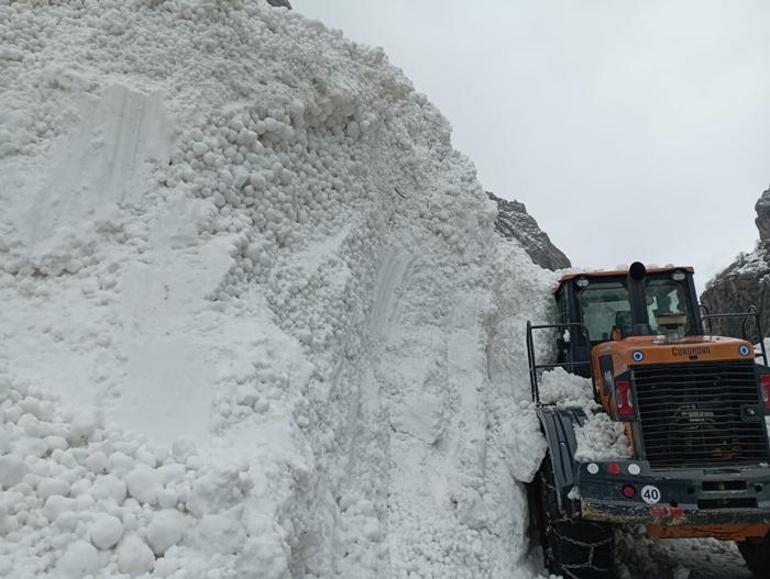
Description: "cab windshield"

(576, 275), (692, 341)
(645, 277), (691, 334)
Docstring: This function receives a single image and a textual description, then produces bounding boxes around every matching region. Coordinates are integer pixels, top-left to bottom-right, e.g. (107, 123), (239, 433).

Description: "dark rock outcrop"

(267, 0), (292, 8)
(756, 187), (770, 243)
(701, 186), (770, 338)
(487, 192), (571, 271)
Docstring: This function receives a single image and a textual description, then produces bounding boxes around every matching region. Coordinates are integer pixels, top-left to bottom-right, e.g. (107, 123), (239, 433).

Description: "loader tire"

(532, 455), (616, 579)
(738, 534), (770, 578)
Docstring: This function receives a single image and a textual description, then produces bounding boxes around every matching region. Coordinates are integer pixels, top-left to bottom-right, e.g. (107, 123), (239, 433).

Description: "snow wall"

(0, 1), (557, 577)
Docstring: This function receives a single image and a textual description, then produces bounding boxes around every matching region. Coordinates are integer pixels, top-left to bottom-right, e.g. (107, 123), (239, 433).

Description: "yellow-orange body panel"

(592, 333), (763, 541)
(591, 335), (755, 416)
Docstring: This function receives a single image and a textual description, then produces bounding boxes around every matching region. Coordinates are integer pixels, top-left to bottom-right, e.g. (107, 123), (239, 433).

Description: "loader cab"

(554, 265), (703, 373)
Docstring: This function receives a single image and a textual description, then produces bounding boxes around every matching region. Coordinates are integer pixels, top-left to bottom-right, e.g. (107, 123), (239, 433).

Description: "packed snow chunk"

(57, 540), (100, 577)
(66, 408), (103, 446)
(44, 495), (77, 520)
(0, 454), (28, 489)
(0, 514), (19, 535)
(153, 557), (183, 578)
(55, 511), (79, 532)
(157, 487), (179, 509)
(239, 528), (291, 579)
(37, 476), (70, 498)
(89, 513), (124, 549)
(538, 367), (596, 410)
(85, 450), (109, 473)
(389, 388), (448, 444)
(117, 535), (155, 576)
(187, 468), (245, 518)
(171, 436), (197, 462)
(574, 411), (632, 462)
(193, 509), (247, 555)
(92, 473), (127, 502)
(146, 509), (184, 555)
(108, 451), (136, 474)
(501, 400), (548, 482)
(125, 466), (161, 505)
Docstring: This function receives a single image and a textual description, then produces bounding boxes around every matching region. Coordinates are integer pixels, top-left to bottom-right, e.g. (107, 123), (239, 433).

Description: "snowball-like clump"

(117, 535), (155, 575)
(0, 455), (28, 489)
(146, 509), (185, 555)
(56, 540), (99, 577)
(125, 466), (161, 505)
(90, 513), (124, 550)
(92, 474), (127, 502)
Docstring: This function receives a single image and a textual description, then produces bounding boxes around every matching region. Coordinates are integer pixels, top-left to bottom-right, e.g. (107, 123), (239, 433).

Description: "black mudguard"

(536, 405), (588, 518)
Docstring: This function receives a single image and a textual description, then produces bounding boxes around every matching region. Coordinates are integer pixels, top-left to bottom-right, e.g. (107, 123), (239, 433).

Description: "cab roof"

(555, 265), (694, 293)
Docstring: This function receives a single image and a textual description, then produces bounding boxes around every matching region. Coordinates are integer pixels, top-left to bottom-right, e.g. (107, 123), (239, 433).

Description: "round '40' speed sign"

(641, 485), (661, 504)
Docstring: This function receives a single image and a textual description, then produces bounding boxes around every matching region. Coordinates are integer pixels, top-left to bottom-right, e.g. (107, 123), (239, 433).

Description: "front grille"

(633, 361), (770, 469)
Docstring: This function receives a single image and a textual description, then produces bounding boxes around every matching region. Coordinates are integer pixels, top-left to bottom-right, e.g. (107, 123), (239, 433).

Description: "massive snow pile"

(0, 1), (558, 577)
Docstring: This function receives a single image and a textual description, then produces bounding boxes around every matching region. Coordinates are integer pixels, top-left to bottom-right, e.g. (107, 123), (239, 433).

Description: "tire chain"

(552, 525), (614, 576)
(538, 459), (615, 578)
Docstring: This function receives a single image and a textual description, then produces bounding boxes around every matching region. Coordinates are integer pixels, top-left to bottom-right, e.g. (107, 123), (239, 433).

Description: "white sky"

(292, 0), (770, 289)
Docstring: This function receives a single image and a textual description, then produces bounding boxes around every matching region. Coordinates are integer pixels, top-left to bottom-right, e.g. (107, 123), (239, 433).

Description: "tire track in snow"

(0, 85), (175, 416)
(372, 249), (500, 578)
(326, 248), (412, 577)
(369, 249), (411, 341)
(20, 85), (168, 246)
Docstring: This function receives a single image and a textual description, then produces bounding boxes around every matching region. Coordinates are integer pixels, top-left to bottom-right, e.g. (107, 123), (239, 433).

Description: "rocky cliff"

(487, 192), (571, 271)
(701, 186), (770, 338)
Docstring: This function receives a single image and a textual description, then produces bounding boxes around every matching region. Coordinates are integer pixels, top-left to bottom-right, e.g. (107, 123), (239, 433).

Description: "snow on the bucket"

(537, 369), (631, 462)
(538, 367), (595, 410)
(574, 413), (632, 462)
(0, 1), (558, 577)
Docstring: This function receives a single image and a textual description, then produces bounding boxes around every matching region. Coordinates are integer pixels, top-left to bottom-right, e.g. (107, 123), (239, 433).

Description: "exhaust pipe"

(628, 261), (650, 336)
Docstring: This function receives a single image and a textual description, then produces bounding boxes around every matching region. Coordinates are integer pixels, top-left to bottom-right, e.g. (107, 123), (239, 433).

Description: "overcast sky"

(292, 0), (770, 289)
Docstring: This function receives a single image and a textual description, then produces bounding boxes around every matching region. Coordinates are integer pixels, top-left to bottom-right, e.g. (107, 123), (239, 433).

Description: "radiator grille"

(633, 361), (770, 469)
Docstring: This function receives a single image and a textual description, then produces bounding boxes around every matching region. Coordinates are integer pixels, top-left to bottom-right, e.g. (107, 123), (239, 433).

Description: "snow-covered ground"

(0, 1), (559, 577)
(618, 531), (752, 579)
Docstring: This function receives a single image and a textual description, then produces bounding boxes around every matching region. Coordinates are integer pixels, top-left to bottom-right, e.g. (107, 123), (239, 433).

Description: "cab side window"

(555, 289), (570, 364)
(556, 289), (568, 326)
(577, 281), (631, 342)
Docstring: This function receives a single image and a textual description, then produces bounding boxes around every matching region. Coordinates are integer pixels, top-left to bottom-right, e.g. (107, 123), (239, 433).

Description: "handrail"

(526, 321), (595, 405)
